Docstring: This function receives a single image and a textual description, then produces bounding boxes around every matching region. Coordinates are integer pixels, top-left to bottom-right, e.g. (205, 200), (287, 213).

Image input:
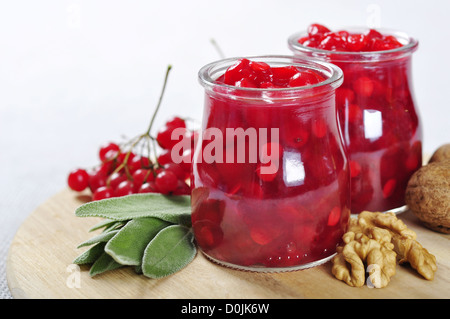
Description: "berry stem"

(106, 65), (173, 181)
(210, 38), (225, 59)
(146, 64), (173, 136)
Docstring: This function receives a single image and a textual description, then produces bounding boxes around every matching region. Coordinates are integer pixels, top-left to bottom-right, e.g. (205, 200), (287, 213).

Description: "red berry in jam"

(68, 168), (89, 192)
(307, 23), (331, 40)
(346, 34), (368, 52)
(349, 160), (362, 178)
(289, 70), (324, 87)
(311, 118), (327, 138)
(382, 179), (397, 199)
(327, 206), (341, 226)
(353, 76), (374, 97)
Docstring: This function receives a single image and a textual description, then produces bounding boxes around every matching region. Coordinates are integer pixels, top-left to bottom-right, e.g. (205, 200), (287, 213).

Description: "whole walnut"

(405, 159), (450, 234)
(428, 143), (450, 164)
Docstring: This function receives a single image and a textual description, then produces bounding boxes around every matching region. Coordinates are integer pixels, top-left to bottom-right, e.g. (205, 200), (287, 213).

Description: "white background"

(1, 0), (449, 298)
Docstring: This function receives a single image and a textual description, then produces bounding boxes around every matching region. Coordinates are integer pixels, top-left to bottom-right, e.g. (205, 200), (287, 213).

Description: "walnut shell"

(405, 160), (450, 234)
(428, 143), (450, 164)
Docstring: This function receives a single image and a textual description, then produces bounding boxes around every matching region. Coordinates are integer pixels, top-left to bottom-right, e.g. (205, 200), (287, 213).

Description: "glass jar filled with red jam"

(193, 56), (349, 271)
(288, 24), (421, 215)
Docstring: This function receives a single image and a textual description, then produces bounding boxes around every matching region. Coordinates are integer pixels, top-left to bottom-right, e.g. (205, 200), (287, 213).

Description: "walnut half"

(331, 211), (437, 287)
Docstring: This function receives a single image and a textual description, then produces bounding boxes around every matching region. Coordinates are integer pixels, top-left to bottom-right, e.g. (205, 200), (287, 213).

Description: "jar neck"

(198, 55), (343, 102)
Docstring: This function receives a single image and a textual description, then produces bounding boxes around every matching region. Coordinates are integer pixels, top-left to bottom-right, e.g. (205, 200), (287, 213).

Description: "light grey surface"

(1, 0), (449, 299)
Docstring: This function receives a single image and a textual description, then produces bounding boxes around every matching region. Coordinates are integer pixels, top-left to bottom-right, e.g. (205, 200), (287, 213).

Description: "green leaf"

(73, 242), (106, 265)
(102, 220), (127, 233)
(89, 219), (116, 232)
(89, 252), (124, 277)
(77, 229), (119, 248)
(75, 193), (191, 227)
(141, 225), (197, 279)
(105, 217), (171, 266)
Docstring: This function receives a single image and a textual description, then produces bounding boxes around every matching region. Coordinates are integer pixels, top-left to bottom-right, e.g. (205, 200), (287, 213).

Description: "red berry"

(307, 23), (331, 40)
(271, 66), (298, 87)
(327, 206), (341, 226)
(92, 186), (114, 201)
(98, 160), (116, 176)
(255, 163), (278, 182)
(223, 58), (251, 85)
(108, 172), (128, 190)
(165, 116), (186, 129)
(346, 34), (368, 52)
(154, 170), (178, 194)
(349, 160), (362, 178)
(156, 117), (188, 150)
(68, 168), (89, 192)
(128, 155), (151, 173)
(172, 180), (191, 195)
(157, 150), (173, 166)
(156, 126), (186, 150)
(139, 181), (158, 193)
(164, 163), (187, 180)
(353, 76), (374, 97)
(289, 69), (324, 87)
(382, 179), (397, 198)
(235, 78), (257, 88)
(311, 118), (327, 138)
(132, 168), (152, 192)
(99, 142), (120, 162)
(115, 180), (135, 197)
(88, 169), (107, 192)
(117, 152), (135, 166)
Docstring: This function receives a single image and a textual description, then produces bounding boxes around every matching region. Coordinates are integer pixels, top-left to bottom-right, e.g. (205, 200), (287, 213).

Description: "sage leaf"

(73, 242), (106, 265)
(89, 251), (124, 277)
(75, 193), (191, 227)
(105, 217), (171, 266)
(142, 225), (196, 279)
(89, 219), (116, 232)
(77, 229), (119, 248)
(102, 220), (127, 233)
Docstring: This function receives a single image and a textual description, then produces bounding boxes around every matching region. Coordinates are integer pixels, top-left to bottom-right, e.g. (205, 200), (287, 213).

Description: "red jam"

(216, 58), (325, 88)
(298, 23), (403, 52)
(193, 57), (349, 269)
(289, 24), (421, 214)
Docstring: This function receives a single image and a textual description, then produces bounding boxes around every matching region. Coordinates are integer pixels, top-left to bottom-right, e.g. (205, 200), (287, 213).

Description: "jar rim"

(287, 27), (418, 62)
(198, 55), (343, 95)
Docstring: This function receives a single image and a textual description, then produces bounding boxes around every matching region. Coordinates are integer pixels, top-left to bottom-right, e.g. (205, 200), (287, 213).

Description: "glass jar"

(288, 28), (421, 215)
(192, 56), (349, 271)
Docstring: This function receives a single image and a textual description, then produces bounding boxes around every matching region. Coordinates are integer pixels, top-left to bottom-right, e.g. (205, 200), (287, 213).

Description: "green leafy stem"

(72, 193), (197, 279)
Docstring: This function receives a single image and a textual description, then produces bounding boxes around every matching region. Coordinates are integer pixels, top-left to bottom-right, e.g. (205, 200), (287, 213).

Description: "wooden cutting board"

(6, 187), (450, 299)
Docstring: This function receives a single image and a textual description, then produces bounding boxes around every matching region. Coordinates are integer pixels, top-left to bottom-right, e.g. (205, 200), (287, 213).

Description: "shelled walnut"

(405, 143), (450, 234)
(332, 211), (437, 288)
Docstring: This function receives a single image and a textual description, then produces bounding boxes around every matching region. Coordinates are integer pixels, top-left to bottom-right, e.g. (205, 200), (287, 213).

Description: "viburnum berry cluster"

(298, 23), (403, 52)
(67, 66), (197, 201)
